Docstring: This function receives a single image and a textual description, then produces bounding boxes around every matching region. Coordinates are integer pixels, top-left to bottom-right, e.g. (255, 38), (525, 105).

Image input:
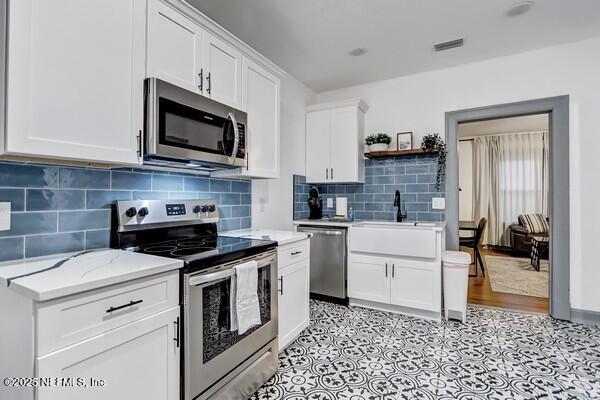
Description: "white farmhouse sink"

(349, 222), (438, 258)
(355, 221), (416, 227)
(354, 221), (438, 228)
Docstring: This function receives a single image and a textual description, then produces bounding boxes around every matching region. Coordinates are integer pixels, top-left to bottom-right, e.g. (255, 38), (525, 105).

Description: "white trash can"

(443, 250), (471, 322)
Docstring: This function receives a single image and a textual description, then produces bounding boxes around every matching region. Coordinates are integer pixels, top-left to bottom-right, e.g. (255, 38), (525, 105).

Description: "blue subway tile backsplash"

(0, 161), (252, 262)
(26, 189), (86, 211)
(0, 189), (25, 211)
(0, 212), (57, 238)
(293, 154), (445, 222)
(85, 229), (110, 250)
(25, 232), (85, 258)
(59, 167), (110, 189)
(0, 162), (59, 188)
(0, 237), (24, 261)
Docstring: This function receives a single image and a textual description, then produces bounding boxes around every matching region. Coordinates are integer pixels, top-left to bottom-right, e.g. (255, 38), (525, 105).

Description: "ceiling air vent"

(434, 38), (464, 52)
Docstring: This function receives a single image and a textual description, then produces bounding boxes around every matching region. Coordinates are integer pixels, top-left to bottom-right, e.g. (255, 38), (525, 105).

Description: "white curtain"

(473, 131), (549, 246)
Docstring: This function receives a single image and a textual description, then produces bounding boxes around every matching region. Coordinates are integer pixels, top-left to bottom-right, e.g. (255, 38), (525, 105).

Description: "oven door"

(145, 78), (246, 168)
(183, 251), (277, 400)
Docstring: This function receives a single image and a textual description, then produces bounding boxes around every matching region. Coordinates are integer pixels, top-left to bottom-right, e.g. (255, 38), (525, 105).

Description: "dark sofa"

(509, 214), (549, 256)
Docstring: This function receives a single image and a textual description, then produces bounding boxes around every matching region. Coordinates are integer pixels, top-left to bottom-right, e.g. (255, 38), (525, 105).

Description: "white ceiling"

(458, 114), (549, 138)
(187, 0), (600, 92)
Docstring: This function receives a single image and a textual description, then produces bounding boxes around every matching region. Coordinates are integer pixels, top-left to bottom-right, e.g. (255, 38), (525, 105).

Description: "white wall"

(315, 37), (600, 313)
(252, 73), (315, 230)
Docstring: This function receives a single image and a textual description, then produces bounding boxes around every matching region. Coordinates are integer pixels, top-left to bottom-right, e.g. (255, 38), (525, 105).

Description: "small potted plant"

(420, 133), (447, 191)
(365, 133), (392, 152)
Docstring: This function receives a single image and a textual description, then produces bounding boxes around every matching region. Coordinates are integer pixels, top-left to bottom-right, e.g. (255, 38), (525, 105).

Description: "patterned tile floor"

(251, 300), (600, 400)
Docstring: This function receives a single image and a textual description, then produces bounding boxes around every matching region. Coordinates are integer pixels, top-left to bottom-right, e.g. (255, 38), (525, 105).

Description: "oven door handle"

(188, 261), (272, 286)
(227, 112), (240, 165)
(189, 269), (233, 286)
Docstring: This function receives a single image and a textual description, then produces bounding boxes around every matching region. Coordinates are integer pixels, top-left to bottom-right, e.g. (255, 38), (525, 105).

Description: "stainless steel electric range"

(110, 199), (279, 400)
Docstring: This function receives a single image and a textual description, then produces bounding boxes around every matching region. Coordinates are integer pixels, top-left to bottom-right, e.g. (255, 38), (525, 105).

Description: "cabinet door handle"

(392, 264), (395, 278)
(106, 299), (143, 314)
(278, 276), (284, 295)
(385, 263), (388, 277)
(136, 130), (142, 157)
(326, 168), (328, 180)
(174, 317), (180, 348)
(198, 68), (203, 91)
(291, 251), (302, 256)
(206, 72), (211, 94)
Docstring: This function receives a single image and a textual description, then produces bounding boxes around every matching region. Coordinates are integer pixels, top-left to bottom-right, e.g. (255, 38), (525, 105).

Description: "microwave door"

(159, 98), (232, 161)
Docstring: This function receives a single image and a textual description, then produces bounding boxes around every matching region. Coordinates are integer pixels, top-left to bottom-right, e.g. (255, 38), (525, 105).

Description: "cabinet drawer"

(278, 240), (308, 267)
(36, 271), (179, 356)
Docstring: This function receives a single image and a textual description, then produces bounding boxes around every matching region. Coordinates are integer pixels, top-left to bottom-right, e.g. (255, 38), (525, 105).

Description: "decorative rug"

(485, 255), (548, 298)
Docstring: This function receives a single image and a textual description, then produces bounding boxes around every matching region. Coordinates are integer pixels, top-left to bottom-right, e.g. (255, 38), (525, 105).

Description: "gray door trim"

(445, 96), (570, 320)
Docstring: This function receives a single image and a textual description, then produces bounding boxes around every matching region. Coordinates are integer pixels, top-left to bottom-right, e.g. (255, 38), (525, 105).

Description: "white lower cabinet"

(389, 258), (441, 312)
(37, 306), (180, 400)
(347, 254), (390, 304)
(277, 240), (310, 350)
(348, 253), (442, 319)
(0, 271), (180, 400)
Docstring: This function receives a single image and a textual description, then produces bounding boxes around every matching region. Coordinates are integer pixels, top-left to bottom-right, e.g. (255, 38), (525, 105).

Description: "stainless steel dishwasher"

(297, 225), (347, 304)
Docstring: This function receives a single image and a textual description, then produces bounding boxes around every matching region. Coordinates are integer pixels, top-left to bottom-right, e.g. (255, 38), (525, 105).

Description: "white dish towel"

(229, 260), (261, 334)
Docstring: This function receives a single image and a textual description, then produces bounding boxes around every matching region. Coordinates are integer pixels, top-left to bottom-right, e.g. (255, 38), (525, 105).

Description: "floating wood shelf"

(364, 148), (439, 158)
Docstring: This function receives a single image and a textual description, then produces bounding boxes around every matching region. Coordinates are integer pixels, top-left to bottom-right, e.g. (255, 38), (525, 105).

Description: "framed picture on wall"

(397, 132), (413, 150)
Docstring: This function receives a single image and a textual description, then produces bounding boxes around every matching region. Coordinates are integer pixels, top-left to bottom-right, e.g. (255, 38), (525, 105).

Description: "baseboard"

(310, 292), (349, 306)
(571, 308), (600, 326)
(349, 298), (442, 321)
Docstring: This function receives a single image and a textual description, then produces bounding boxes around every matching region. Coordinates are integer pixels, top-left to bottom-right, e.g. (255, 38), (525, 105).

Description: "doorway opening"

(458, 114), (550, 313)
(445, 96), (570, 321)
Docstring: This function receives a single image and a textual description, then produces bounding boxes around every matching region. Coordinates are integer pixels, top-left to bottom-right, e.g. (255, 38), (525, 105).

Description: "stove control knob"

(192, 205), (201, 214)
(208, 205), (216, 212)
(201, 205), (210, 213)
(125, 207), (137, 218)
(138, 207), (149, 217)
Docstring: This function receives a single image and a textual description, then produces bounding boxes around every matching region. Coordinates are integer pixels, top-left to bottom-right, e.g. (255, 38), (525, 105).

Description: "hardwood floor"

(461, 246), (549, 314)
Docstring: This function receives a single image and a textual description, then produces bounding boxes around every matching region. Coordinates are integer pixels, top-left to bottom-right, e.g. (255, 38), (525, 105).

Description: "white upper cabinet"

(331, 106), (362, 183)
(3, 0), (146, 165)
(2, 0), (282, 169)
(306, 99), (368, 184)
(212, 57), (281, 179)
(305, 110), (331, 183)
(147, 1), (242, 109)
(147, 0), (205, 94)
(242, 58), (280, 178)
(203, 34), (243, 109)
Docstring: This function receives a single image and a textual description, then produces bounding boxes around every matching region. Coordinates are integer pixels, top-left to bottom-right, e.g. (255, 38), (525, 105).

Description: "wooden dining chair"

(459, 217), (488, 277)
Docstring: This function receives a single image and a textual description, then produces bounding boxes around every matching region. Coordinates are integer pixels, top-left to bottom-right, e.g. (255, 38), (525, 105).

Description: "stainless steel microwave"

(144, 78), (247, 170)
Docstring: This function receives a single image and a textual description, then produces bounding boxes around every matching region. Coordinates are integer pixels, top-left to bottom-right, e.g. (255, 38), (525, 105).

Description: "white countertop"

(221, 229), (309, 246)
(293, 219), (445, 231)
(0, 250), (183, 301)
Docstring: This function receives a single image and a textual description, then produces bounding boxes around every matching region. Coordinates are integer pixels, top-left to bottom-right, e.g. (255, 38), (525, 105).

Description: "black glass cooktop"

(133, 235), (277, 272)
